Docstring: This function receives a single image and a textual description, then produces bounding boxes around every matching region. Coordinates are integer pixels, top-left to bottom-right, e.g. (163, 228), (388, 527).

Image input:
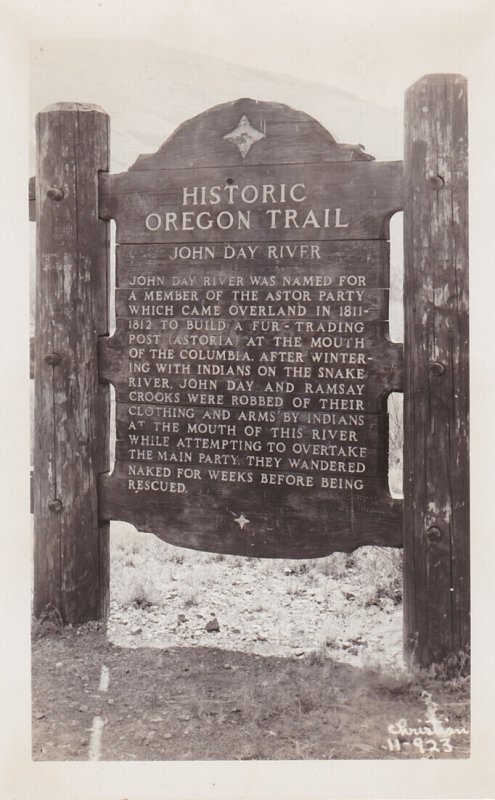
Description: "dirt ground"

(32, 622), (470, 762)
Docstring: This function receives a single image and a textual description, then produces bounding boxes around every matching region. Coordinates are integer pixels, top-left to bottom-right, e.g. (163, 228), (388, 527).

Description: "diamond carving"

(223, 115), (266, 159)
(234, 513), (250, 530)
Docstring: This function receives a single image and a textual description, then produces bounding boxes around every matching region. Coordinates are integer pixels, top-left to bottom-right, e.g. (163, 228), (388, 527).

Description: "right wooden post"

(403, 74), (470, 667)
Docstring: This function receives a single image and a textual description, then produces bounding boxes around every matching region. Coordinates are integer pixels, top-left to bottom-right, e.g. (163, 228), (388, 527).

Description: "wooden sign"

(32, 78), (469, 668)
(98, 99), (403, 557)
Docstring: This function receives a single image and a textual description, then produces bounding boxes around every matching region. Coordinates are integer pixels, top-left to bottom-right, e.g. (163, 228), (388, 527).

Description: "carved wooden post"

(33, 103), (110, 623)
(403, 75), (469, 667)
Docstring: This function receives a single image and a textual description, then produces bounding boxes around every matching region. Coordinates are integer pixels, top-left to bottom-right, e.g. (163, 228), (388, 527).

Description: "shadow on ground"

(32, 624), (470, 761)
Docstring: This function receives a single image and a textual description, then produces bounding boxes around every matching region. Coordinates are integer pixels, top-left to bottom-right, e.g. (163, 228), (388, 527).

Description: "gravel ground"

(107, 522), (405, 669)
(32, 523), (471, 763)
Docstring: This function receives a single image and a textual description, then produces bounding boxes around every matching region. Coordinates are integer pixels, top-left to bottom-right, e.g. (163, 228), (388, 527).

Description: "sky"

(6, 0), (495, 106)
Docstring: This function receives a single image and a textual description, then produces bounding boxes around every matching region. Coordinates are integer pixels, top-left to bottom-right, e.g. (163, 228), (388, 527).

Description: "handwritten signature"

(384, 690), (468, 756)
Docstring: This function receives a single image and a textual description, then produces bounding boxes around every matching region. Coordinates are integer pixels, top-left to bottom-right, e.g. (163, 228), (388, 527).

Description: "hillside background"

(29, 38), (403, 169)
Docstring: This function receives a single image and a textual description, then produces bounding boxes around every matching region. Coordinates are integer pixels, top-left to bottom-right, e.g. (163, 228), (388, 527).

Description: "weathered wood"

(100, 320), (402, 413)
(100, 463), (402, 557)
(33, 103), (110, 623)
(403, 75), (469, 666)
(114, 239), (392, 284)
(98, 99), (403, 558)
(30, 335), (35, 379)
(29, 176), (36, 221)
(114, 402), (387, 448)
(100, 160), (403, 243)
(114, 286), (389, 319)
(128, 99), (375, 170)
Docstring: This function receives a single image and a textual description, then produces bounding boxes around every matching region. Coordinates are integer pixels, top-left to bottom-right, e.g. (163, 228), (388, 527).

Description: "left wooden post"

(33, 103), (110, 623)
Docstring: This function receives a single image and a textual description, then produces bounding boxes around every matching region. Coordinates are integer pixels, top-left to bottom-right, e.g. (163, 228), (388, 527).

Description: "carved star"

(234, 513), (250, 530)
(223, 115), (266, 158)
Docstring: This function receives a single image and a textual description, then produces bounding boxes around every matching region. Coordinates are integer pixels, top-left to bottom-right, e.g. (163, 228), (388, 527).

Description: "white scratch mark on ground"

(88, 716), (105, 761)
(87, 665), (110, 759)
(98, 664), (110, 692)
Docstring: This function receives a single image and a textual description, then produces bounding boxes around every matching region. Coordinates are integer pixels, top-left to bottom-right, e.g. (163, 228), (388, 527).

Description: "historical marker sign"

(33, 78), (469, 666)
(98, 99), (403, 557)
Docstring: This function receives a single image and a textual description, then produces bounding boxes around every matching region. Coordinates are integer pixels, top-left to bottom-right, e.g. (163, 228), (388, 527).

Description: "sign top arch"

(127, 98), (375, 171)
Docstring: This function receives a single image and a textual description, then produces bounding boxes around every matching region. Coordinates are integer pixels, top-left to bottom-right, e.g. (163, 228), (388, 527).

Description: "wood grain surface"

(99, 99), (404, 556)
(402, 75), (469, 666)
(33, 104), (110, 623)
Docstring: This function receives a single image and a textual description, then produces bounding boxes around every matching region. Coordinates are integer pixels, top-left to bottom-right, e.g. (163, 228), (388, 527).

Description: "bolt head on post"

(46, 187), (65, 201)
(44, 352), (62, 367)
